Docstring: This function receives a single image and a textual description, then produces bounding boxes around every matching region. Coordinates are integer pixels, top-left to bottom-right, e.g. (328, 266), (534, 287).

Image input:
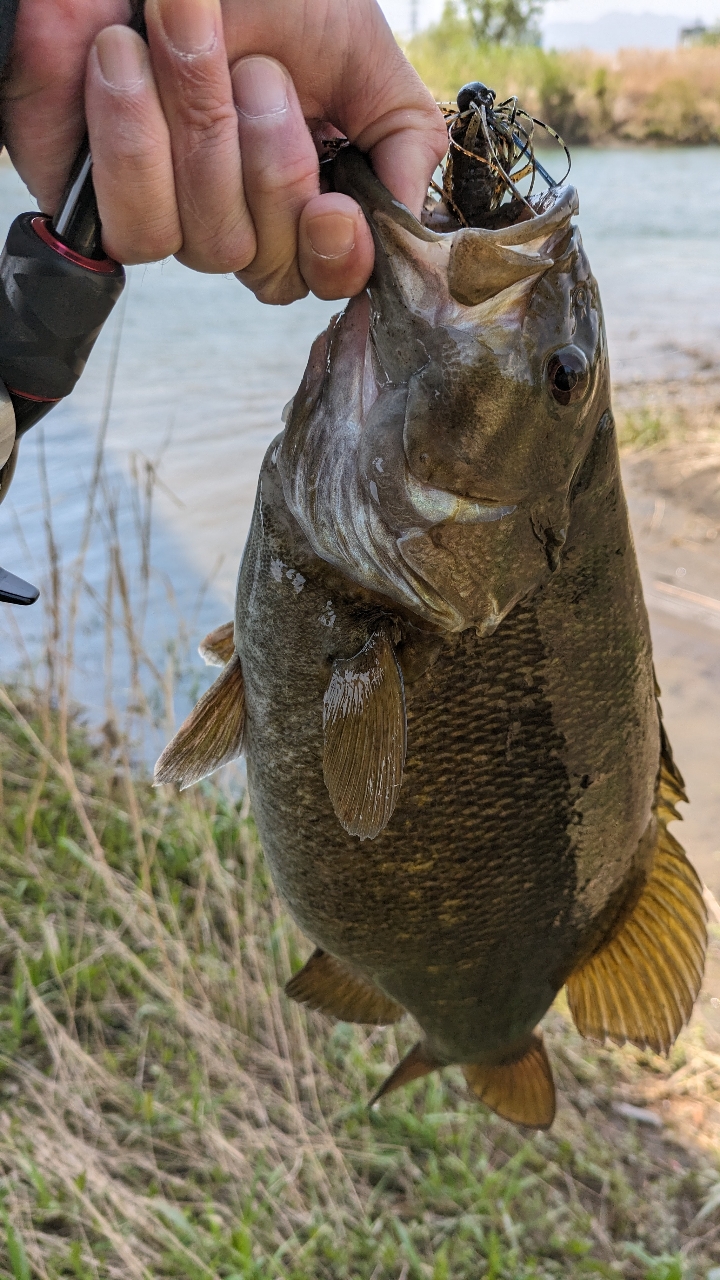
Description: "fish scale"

(156, 148), (707, 1128)
(235, 462), (578, 1065)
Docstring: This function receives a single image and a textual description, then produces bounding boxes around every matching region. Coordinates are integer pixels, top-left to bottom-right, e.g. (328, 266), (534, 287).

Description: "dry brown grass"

(405, 16), (720, 145)
(2, 685), (720, 1278)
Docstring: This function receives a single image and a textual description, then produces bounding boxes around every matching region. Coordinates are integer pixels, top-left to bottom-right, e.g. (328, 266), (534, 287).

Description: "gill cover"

(279, 148), (609, 634)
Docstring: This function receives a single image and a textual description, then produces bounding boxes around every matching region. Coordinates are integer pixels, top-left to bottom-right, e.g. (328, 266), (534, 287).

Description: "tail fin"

(463, 1032), (556, 1129)
(369, 1031), (556, 1130)
(370, 1040), (441, 1105)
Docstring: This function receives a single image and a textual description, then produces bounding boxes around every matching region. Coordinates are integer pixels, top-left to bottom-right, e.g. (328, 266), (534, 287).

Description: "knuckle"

(110, 220), (182, 265)
(237, 262), (308, 306)
(175, 87), (238, 143)
(177, 225), (256, 275)
(249, 154), (318, 203)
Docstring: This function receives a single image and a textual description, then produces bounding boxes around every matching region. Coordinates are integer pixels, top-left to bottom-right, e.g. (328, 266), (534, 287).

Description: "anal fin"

(199, 621), (235, 667)
(566, 735), (707, 1056)
(323, 626), (406, 840)
(155, 653), (245, 789)
(286, 949), (404, 1025)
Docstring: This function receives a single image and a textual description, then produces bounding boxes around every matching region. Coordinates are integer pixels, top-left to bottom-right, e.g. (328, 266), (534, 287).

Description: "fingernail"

(95, 26), (147, 91)
(158, 0), (217, 55)
(232, 57), (288, 119)
(307, 213), (356, 260)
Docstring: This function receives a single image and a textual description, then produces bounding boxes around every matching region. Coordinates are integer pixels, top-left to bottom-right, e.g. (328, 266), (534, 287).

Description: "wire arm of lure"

(477, 102), (538, 216)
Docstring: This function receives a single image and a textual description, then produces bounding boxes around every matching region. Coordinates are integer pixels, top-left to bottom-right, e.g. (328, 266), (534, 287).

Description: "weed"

(0, 692), (718, 1277)
(404, 8), (720, 146)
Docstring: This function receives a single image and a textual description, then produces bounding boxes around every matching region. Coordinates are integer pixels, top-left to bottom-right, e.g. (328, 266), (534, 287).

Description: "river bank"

(405, 13), (720, 146)
(1, 689), (720, 1279)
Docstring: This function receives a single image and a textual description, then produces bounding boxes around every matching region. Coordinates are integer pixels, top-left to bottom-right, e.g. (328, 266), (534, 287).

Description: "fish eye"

(546, 346), (590, 407)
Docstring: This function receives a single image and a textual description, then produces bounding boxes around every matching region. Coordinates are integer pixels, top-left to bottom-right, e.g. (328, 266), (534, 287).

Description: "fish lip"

(331, 145), (580, 310)
(332, 145), (578, 248)
(402, 470), (516, 527)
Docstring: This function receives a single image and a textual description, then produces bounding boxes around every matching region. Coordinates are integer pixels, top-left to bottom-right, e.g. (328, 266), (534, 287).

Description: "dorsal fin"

(463, 1032), (556, 1129)
(198, 621), (235, 667)
(566, 734), (706, 1055)
(285, 949), (404, 1025)
(154, 654), (245, 789)
(323, 626), (406, 840)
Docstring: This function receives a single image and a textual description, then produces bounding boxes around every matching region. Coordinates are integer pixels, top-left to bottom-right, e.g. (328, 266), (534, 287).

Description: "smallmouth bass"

(156, 146), (706, 1129)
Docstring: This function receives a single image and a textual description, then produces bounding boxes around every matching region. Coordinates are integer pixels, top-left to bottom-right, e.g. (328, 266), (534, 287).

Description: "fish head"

(278, 148), (610, 634)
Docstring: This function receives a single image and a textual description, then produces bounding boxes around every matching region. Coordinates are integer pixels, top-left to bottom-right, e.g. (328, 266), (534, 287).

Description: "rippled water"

(0, 147), (715, 719)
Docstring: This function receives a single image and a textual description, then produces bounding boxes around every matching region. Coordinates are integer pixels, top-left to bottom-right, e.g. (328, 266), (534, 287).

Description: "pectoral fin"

(566, 737), (707, 1056)
(154, 653), (245, 789)
(199, 621), (235, 666)
(285, 949), (404, 1025)
(463, 1032), (556, 1129)
(323, 627), (406, 840)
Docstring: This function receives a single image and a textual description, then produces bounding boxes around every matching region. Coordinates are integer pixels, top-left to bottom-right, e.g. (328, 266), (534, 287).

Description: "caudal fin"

(463, 1032), (556, 1129)
(370, 1040), (441, 1105)
(370, 1031), (556, 1130)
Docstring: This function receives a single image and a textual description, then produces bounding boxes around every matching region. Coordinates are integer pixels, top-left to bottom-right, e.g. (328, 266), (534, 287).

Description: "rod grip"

(0, 213), (124, 422)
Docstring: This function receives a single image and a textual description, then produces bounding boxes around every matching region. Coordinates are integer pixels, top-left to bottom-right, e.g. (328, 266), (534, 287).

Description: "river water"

(0, 147), (716, 731)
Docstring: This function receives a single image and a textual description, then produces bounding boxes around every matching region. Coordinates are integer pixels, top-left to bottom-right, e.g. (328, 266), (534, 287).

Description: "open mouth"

(423, 80), (572, 235)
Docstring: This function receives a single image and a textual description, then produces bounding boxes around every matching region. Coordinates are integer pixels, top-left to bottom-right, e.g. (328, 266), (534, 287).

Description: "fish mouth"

(332, 145), (579, 318)
(278, 151), (591, 633)
(404, 473), (515, 526)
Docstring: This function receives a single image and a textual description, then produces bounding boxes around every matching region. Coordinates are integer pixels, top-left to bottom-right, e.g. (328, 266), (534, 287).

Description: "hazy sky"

(379, 0), (720, 37)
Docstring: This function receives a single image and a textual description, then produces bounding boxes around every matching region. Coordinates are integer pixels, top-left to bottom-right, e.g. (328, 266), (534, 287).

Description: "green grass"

(0, 690), (720, 1277)
(616, 409), (672, 452)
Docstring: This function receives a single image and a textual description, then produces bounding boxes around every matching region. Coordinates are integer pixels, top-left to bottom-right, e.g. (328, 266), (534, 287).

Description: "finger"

(217, 0), (448, 218)
(231, 56), (318, 305)
(86, 26), (182, 264)
(3, 0), (130, 211)
(142, 0), (254, 274)
(298, 193), (375, 303)
(345, 59), (448, 218)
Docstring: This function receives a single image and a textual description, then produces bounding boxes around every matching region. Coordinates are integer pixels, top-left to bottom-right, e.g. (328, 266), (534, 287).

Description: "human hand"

(1, 0), (447, 303)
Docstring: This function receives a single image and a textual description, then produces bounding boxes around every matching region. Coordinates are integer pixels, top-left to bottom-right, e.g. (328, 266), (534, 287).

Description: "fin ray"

(285, 949), (404, 1025)
(463, 1032), (556, 1129)
(566, 736), (707, 1055)
(370, 1040), (440, 1104)
(198, 620), (235, 666)
(323, 626), (406, 840)
(155, 653), (245, 789)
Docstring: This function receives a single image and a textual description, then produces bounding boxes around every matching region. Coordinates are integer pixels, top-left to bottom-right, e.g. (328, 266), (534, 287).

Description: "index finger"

(2, 0), (131, 211)
(219, 0), (447, 216)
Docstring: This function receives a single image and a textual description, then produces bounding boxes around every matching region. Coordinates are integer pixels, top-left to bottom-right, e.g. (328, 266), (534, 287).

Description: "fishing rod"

(0, 0), (147, 605)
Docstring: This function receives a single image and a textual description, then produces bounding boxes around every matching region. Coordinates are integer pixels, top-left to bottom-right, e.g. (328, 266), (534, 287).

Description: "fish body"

(157, 149), (706, 1127)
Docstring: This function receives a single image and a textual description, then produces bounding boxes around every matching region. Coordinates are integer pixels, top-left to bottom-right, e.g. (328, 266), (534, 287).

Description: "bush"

(405, 7), (720, 145)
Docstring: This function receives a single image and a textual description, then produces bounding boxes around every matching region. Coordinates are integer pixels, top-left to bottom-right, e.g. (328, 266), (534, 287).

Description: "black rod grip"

(0, 213), (124, 431)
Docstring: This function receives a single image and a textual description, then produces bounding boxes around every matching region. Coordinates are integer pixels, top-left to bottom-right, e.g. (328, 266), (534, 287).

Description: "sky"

(379, 0), (720, 40)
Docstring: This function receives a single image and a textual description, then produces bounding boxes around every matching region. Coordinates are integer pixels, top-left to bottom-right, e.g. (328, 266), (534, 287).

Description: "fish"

(155, 146), (707, 1130)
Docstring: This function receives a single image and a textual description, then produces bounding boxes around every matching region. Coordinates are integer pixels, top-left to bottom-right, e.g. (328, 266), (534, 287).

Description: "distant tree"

(680, 21), (720, 45)
(464, 0), (543, 45)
